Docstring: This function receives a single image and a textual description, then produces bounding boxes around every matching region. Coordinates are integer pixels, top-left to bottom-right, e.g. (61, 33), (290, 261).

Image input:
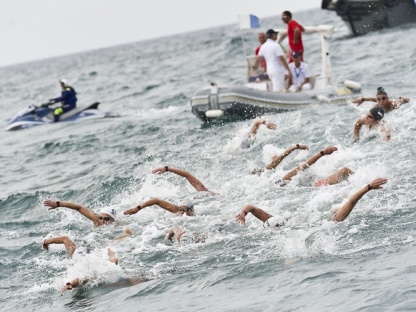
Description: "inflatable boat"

(190, 25), (362, 122)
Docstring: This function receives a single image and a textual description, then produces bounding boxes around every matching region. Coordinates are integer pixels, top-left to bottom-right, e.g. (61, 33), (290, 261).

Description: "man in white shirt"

(255, 29), (291, 92)
(288, 51), (311, 92)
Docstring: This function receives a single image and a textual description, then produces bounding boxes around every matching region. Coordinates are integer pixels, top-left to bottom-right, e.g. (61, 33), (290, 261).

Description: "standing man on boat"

(43, 79), (77, 122)
(279, 11), (305, 62)
(255, 32), (267, 73)
(254, 29), (291, 92)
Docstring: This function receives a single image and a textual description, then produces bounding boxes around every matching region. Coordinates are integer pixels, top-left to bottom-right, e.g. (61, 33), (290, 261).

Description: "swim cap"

(369, 107), (385, 120)
(193, 191), (211, 200)
(74, 246), (88, 257)
(264, 215), (286, 228)
(100, 207), (117, 220)
(60, 79), (68, 86)
(183, 200), (194, 209)
(376, 87), (387, 96)
(179, 232), (195, 246)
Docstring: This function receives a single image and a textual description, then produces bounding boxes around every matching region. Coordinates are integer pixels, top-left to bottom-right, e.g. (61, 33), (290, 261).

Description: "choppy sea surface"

(1, 8), (416, 312)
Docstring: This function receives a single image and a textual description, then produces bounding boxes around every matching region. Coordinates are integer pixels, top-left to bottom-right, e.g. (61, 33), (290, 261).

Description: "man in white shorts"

(255, 29), (292, 92)
(288, 50), (311, 92)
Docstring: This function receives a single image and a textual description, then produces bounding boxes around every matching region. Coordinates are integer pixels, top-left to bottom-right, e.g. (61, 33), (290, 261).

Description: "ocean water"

(1, 8), (416, 312)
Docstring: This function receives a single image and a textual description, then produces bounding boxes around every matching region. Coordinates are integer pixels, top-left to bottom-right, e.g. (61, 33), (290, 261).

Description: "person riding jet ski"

(42, 79), (77, 122)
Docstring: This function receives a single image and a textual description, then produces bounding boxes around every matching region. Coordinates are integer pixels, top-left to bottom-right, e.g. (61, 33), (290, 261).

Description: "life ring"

(335, 0), (350, 15)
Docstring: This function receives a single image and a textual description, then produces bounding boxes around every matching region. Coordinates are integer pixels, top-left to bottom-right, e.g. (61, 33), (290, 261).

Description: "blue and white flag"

(238, 14), (260, 29)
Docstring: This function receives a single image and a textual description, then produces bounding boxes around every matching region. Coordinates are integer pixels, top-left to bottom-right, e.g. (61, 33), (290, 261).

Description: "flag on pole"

(238, 14), (260, 29)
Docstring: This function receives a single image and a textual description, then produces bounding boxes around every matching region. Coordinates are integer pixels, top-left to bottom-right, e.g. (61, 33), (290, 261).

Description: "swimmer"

(352, 87), (410, 113)
(278, 146), (353, 186)
(43, 199), (117, 227)
(114, 228), (134, 241)
(235, 204), (287, 228)
(43, 236), (146, 292)
(152, 166), (216, 196)
(236, 178), (387, 226)
(241, 118), (277, 149)
(124, 198), (195, 217)
(353, 107), (390, 142)
(331, 178), (387, 221)
(166, 225), (206, 245)
(251, 143), (309, 175)
(247, 118), (277, 138)
(313, 167), (354, 187)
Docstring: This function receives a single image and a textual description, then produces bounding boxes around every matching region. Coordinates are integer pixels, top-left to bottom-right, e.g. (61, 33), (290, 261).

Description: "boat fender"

(344, 80), (361, 91)
(335, 0), (349, 15)
(205, 110), (224, 118)
(316, 95), (331, 103)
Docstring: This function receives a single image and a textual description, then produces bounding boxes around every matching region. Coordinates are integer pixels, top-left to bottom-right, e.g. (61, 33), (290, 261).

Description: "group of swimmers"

(42, 85), (410, 293)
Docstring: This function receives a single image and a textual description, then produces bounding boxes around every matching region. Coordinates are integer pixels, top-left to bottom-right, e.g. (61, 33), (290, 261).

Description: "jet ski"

(5, 102), (118, 131)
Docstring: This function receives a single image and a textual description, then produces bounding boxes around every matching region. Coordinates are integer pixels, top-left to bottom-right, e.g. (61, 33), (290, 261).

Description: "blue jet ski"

(5, 102), (118, 131)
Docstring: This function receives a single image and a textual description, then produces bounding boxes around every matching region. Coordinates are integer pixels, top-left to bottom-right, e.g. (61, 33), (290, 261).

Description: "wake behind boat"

(5, 102), (118, 131)
(190, 25), (362, 122)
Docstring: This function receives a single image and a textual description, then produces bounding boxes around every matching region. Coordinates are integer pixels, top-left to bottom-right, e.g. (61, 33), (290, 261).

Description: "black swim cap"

(376, 87), (387, 95)
(369, 107), (385, 120)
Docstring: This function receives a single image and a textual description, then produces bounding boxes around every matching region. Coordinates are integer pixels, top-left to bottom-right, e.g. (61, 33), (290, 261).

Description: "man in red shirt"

(255, 32), (267, 72)
(280, 11), (305, 62)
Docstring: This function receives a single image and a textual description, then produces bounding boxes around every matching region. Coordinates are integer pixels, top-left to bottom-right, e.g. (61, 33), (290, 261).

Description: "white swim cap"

(73, 246), (88, 257)
(264, 215), (286, 228)
(60, 79), (68, 86)
(182, 200), (194, 210)
(100, 206), (117, 220)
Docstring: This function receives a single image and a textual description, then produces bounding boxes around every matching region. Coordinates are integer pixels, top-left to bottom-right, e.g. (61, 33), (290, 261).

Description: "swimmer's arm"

(43, 236), (76, 258)
(379, 124), (391, 141)
(352, 97), (377, 106)
(124, 198), (180, 215)
(282, 146), (337, 181)
(43, 199), (100, 224)
(236, 204), (271, 225)
(114, 228), (133, 241)
(392, 97), (410, 109)
(333, 178), (387, 222)
(265, 144), (308, 171)
(166, 225), (184, 242)
(107, 248), (118, 265)
(353, 118), (363, 141)
(166, 229), (175, 241)
(152, 166), (209, 192)
(61, 278), (89, 293)
(247, 118), (277, 138)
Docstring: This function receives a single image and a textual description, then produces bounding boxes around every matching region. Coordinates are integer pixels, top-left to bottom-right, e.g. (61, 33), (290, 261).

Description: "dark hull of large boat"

(322, 0), (416, 35)
(190, 85), (361, 122)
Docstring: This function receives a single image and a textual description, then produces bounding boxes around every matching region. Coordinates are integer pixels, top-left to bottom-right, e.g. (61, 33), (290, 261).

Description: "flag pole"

(238, 14), (260, 67)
